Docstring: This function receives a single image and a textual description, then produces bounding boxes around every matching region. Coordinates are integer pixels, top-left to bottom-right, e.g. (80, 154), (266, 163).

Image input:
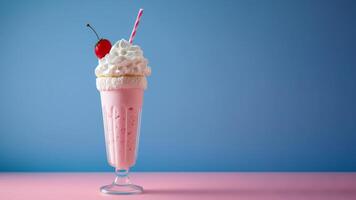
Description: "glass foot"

(100, 183), (143, 194)
(100, 168), (143, 195)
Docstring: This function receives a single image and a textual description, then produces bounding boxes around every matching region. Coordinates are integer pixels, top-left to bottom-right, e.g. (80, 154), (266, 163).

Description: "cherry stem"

(86, 24), (100, 41)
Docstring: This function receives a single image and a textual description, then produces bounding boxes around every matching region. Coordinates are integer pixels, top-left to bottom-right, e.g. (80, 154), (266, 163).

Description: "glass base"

(100, 168), (143, 195)
(100, 184), (143, 195)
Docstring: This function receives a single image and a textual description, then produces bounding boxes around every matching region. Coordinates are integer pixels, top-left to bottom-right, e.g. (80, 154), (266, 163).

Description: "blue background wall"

(0, 0), (355, 172)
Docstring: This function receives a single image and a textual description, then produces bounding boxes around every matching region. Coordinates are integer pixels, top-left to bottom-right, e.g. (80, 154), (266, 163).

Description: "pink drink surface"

(100, 88), (143, 169)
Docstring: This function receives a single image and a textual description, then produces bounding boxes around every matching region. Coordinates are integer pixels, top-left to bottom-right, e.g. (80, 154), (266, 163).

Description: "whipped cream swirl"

(95, 39), (151, 77)
(95, 39), (151, 91)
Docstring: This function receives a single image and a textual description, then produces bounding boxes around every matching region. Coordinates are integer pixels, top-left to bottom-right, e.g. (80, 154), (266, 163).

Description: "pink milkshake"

(100, 88), (143, 169)
(88, 8), (148, 194)
(96, 38), (150, 170)
(95, 39), (151, 194)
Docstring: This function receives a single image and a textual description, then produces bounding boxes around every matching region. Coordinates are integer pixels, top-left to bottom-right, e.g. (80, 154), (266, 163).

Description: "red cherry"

(95, 39), (112, 59)
(86, 24), (112, 59)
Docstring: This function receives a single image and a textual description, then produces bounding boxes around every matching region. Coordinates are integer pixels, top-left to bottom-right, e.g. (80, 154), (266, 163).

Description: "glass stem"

(113, 168), (131, 185)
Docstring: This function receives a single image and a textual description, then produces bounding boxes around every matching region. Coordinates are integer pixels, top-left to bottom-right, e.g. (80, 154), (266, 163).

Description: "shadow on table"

(145, 188), (356, 196)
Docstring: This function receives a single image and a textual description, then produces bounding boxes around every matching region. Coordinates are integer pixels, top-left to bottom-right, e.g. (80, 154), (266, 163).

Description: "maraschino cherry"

(86, 24), (112, 59)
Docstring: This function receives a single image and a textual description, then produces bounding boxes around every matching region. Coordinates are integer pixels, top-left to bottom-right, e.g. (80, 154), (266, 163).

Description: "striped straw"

(129, 8), (144, 44)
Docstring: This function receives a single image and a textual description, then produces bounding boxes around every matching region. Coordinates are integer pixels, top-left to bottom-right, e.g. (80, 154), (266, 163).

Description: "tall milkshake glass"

(95, 39), (151, 194)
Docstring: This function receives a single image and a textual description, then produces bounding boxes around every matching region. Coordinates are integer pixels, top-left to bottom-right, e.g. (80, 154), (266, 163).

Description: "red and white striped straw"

(129, 8), (144, 44)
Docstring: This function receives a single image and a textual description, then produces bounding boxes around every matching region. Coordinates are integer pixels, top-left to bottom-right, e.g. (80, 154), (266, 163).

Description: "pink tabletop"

(0, 173), (356, 200)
